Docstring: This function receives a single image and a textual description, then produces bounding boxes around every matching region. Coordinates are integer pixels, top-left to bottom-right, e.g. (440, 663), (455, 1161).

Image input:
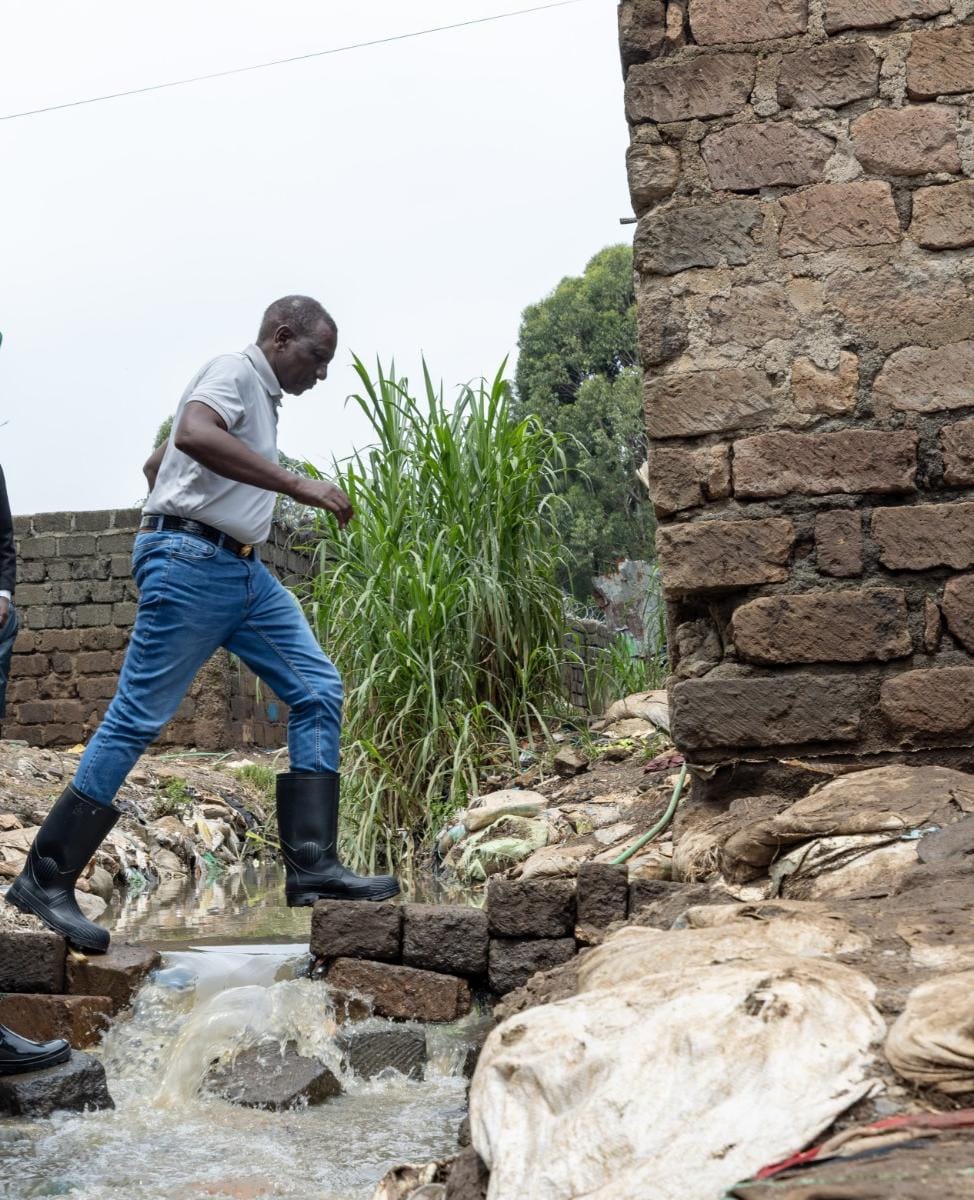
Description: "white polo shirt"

(145, 344), (282, 544)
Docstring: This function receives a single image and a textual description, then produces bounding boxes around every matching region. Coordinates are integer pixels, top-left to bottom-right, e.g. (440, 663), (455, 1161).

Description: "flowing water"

(0, 873), (483, 1200)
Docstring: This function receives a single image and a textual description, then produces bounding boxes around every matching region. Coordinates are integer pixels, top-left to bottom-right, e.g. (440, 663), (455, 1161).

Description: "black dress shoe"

(0, 1023), (71, 1075)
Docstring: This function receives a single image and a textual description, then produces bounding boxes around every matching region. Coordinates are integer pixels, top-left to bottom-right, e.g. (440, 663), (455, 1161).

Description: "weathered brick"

(778, 42), (879, 109)
(50, 652), (73, 675)
(11, 654), (48, 678)
(576, 862), (628, 929)
(56, 534), (96, 557)
(816, 510), (864, 577)
(635, 199), (763, 276)
(732, 589), (911, 664)
(111, 508), (142, 530)
(942, 419), (974, 486)
(21, 723), (85, 747)
(734, 430), (917, 499)
(30, 512), (73, 533)
(111, 603), (137, 625)
(924, 596), (943, 652)
(671, 675), (861, 750)
(826, 261), (974, 352)
(0, 931), (66, 994)
(73, 512), (112, 532)
(656, 518), (795, 596)
(907, 25), (974, 100)
(17, 700), (85, 724)
(34, 629), (82, 652)
(626, 54), (755, 124)
(19, 537), (56, 560)
(53, 581), (92, 605)
(911, 182), (974, 251)
(647, 444), (731, 517)
(702, 122), (834, 191)
(792, 353), (858, 415)
(779, 181), (900, 256)
(487, 878), (576, 938)
(881, 667), (974, 734)
(636, 285), (689, 366)
(689, 0), (807, 45)
(0, 995), (112, 1048)
(487, 938), (576, 995)
(942, 574), (974, 653)
(72, 605), (113, 628)
(66, 945), (160, 1015)
(851, 106), (961, 177)
(24, 607), (63, 630)
(618, 0), (666, 66)
(97, 532), (135, 553)
(75, 650), (114, 673)
(402, 904), (488, 977)
(77, 677), (117, 700)
(626, 139), (680, 215)
(310, 900), (402, 962)
(324, 958), (471, 1022)
(824, 0), (949, 33)
(644, 368), (775, 438)
(873, 503), (974, 570)
(708, 282), (799, 347)
(874, 341), (974, 414)
(14, 583), (53, 605)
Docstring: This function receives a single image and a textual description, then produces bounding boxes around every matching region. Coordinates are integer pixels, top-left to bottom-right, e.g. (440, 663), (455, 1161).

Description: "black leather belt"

(139, 514), (255, 557)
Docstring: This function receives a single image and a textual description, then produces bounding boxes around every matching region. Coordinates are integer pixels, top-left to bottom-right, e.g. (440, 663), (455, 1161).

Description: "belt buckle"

(240, 544), (253, 558)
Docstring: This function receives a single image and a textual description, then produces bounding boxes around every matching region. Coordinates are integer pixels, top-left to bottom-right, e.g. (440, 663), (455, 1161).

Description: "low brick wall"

(7, 510), (314, 749)
(310, 864), (638, 1020)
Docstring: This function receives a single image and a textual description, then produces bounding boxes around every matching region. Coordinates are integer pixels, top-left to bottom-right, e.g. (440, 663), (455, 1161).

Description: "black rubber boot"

(276, 771), (400, 905)
(5, 784), (119, 953)
(0, 1024), (70, 1076)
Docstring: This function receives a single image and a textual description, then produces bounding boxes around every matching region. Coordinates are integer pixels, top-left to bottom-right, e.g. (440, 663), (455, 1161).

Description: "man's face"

(272, 320), (337, 396)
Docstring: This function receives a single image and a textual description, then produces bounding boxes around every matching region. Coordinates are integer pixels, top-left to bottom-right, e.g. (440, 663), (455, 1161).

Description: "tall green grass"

(304, 359), (572, 871)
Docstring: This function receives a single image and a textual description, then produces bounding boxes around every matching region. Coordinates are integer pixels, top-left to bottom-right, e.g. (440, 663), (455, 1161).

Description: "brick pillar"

(620, 3), (974, 778)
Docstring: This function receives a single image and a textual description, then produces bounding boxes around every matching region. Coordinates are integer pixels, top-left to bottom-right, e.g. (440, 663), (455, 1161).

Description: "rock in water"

(0, 1050), (114, 1117)
(206, 1041), (342, 1110)
(336, 1026), (427, 1080)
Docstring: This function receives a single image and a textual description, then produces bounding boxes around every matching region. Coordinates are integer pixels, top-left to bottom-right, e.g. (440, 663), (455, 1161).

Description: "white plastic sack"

(471, 924), (884, 1200)
(886, 970), (974, 1094)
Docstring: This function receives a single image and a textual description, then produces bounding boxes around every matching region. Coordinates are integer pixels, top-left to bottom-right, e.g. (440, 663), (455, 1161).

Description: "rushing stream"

(0, 872), (481, 1200)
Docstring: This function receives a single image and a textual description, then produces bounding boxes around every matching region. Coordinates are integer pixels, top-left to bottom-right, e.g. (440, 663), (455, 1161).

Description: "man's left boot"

(0, 1024), (70, 1075)
(276, 770), (400, 906)
(5, 783), (119, 953)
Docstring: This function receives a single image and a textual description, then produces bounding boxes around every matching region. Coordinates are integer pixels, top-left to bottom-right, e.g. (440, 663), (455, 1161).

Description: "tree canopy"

(512, 244), (653, 597)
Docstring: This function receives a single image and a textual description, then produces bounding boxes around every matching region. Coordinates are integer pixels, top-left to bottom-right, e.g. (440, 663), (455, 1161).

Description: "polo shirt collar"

(244, 344), (283, 402)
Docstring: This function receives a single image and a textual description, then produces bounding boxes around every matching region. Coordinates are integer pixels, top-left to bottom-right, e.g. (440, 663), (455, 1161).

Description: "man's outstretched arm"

(175, 401), (354, 528)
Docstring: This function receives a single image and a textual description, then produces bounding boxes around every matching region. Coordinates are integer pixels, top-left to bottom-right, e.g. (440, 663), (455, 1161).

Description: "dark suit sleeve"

(0, 466), (16, 595)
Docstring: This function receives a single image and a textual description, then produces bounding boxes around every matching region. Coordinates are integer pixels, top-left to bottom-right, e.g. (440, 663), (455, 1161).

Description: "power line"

(0, 1), (589, 123)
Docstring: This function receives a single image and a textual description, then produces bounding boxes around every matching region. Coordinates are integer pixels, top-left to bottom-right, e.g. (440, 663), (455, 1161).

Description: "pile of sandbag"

(470, 918), (885, 1200)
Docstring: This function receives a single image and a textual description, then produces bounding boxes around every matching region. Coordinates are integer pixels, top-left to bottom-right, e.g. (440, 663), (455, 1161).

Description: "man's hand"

(290, 477), (355, 529)
(0, 597), (9, 629)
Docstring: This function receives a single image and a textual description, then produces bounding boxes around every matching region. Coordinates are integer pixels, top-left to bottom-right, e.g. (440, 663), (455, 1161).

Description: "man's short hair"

(258, 295), (337, 341)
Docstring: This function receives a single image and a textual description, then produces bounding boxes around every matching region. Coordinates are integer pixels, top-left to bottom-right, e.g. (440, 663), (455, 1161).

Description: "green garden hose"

(611, 761), (688, 866)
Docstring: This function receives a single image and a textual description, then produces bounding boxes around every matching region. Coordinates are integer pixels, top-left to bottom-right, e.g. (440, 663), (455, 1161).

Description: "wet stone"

(487, 878), (576, 939)
(310, 899), (403, 963)
(402, 904), (489, 978)
(325, 958), (473, 1022)
(0, 1050), (114, 1117)
(0, 994), (113, 1049)
(487, 937), (577, 995)
(445, 1148), (490, 1200)
(206, 1041), (342, 1110)
(336, 1025), (427, 1081)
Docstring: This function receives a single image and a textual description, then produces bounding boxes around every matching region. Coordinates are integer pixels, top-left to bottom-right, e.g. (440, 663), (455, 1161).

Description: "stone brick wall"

(7, 510), (314, 749)
(620, 2), (974, 771)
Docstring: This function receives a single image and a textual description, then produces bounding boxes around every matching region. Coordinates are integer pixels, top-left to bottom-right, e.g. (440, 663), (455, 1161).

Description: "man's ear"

(274, 324), (295, 348)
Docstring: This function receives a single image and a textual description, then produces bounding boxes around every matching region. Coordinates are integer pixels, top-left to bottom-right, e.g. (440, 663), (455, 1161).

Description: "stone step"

(0, 929), (66, 994)
(0, 1050), (114, 1117)
(0, 993), (113, 1048)
(66, 944), (161, 1014)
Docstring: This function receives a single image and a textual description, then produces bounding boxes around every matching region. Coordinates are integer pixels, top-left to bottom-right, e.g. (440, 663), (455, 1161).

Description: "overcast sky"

(0, 0), (631, 515)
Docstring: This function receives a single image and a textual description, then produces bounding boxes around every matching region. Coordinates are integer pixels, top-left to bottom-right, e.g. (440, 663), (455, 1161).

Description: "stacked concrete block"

(620, 2), (974, 773)
(8, 509), (311, 748)
(486, 878), (577, 994)
(0, 928), (157, 1047)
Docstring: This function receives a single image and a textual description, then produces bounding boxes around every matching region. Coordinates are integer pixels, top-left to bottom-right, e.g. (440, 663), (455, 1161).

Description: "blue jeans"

(74, 530), (343, 805)
(0, 601), (18, 719)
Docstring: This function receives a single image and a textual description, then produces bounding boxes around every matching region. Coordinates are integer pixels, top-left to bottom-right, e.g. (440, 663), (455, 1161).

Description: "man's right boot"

(0, 1024), (70, 1076)
(5, 784), (119, 954)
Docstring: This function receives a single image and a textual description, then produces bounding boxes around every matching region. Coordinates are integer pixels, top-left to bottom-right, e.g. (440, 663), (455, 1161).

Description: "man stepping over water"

(7, 295), (399, 953)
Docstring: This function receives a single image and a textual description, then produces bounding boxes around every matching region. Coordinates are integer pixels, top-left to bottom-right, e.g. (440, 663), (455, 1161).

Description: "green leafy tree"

(513, 244), (653, 596)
